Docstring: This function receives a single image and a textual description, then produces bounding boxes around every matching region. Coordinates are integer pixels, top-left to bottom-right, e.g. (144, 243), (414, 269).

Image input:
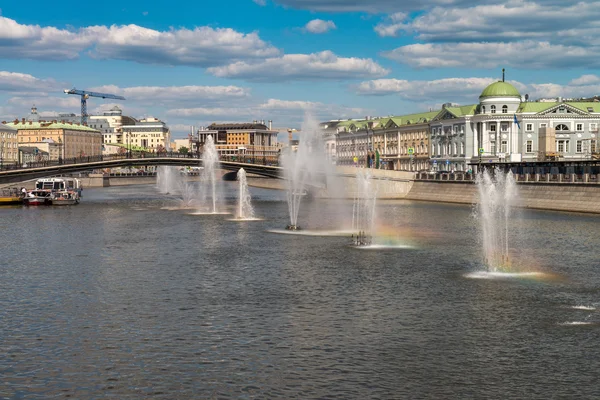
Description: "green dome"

(479, 81), (521, 98)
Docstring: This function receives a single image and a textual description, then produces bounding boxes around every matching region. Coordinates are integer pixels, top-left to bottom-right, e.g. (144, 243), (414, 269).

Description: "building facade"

(0, 123), (19, 166)
(6, 120), (102, 159)
(196, 122), (279, 163)
(89, 106), (137, 145)
(122, 117), (171, 152)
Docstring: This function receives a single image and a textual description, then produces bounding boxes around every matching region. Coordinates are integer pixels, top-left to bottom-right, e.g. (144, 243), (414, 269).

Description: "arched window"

(491, 105), (496, 114)
(502, 105), (508, 114)
(555, 124), (569, 131)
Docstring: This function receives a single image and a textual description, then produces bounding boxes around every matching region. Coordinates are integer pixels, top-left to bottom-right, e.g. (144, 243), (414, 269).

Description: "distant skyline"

(2, 0), (600, 138)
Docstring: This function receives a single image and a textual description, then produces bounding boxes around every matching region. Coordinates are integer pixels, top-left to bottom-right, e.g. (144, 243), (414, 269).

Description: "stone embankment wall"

(247, 167), (414, 199)
(406, 180), (600, 214)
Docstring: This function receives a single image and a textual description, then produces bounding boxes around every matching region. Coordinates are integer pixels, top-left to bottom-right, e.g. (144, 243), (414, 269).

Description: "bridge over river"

(0, 153), (282, 185)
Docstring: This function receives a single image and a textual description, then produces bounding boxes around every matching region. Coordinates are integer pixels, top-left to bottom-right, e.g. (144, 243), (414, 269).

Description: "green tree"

(178, 146), (189, 155)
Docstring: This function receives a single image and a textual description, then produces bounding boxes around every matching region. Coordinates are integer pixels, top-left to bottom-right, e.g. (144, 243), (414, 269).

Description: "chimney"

(268, 120), (272, 130)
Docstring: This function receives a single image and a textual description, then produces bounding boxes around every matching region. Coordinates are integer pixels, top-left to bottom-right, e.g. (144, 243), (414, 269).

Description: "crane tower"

(63, 88), (126, 125)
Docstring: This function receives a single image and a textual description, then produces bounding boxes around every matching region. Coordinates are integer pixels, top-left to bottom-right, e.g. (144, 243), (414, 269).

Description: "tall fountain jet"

(198, 135), (223, 214)
(236, 168), (255, 220)
(476, 168), (518, 271)
(352, 169), (377, 246)
(156, 166), (181, 194)
(281, 114), (334, 230)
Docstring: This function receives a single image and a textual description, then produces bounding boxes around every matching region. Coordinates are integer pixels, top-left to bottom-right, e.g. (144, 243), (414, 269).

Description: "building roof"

(480, 81), (521, 98)
(207, 123), (269, 130)
(389, 110), (440, 126)
(517, 101), (600, 114)
(5, 120), (100, 133)
(19, 146), (49, 155)
(0, 123), (17, 133)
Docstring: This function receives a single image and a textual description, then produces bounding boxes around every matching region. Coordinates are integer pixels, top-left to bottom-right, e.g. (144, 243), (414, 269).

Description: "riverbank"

(14, 170), (600, 214)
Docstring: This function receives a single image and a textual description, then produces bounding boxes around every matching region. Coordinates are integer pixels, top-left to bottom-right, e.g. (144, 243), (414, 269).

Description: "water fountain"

(281, 114), (335, 231)
(351, 169), (377, 246)
(156, 166), (181, 194)
(192, 135), (228, 215)
(476, 168), (517, 271)
(232, 168), (257, 220)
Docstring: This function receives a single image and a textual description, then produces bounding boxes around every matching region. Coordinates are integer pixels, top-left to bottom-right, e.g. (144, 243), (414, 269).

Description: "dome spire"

(502, 68), (505, 82)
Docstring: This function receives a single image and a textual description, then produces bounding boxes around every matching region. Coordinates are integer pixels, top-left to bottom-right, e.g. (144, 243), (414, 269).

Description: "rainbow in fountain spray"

(477, 168), (517, 271)
(466, 168), (551, 280)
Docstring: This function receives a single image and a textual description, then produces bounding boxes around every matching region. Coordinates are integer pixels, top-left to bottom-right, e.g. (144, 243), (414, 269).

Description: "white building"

(122, 117), (171, 151)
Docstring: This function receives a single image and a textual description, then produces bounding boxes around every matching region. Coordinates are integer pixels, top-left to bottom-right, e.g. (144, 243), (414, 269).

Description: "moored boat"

(50, 190), (80, 205)
(0, 188), (23, 205)
(23, 189), (52, 206)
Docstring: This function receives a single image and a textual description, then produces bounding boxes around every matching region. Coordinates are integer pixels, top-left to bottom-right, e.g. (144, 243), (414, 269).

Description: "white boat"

(50, 190), (80, 206)
(23, 189), (52, 206)
(35, 177), (82, 197)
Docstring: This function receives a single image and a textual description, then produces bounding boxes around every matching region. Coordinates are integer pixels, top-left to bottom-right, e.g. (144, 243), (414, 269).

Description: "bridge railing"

(0, 151), (280, 172)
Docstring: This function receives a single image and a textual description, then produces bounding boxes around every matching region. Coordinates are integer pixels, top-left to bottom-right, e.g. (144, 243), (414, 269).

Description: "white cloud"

(376, 1), (600, 42)
(0, 16), (96, 60)
(271, 0), (505, 13)
(0, 16), (279, 67)
(355, 77), (500, 100)
(167, 98), (369, 123)
(569, 75), (600, 86)
(0, 71), (67, 92)
(382, 41), (595, 69)
(87, 84), (251, 103)
(253, 0), (267, 5)
(88, 24), (279, 67)
(304, 19), (337, 34)
(374, 12), (408, 37)
(207, 50), (389, 81)
(354, 74), (600, 104)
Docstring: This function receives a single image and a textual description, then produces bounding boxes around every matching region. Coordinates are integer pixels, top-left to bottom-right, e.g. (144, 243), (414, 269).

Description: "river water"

(1, 183), (599, 399)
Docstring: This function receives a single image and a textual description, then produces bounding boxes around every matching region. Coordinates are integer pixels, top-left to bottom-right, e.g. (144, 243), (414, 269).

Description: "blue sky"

(2, 0), (600, 138)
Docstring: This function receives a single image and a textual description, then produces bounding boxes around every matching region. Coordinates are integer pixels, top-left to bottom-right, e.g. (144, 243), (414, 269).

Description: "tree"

(178, 146), (189, 155)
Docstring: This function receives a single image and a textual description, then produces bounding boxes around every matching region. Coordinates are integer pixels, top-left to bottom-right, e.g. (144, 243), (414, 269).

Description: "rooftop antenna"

(502, 68), (505, 82)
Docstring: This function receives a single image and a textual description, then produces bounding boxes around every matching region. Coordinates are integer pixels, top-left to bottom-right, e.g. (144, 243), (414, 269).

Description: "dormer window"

(502, 105), (508, 113)
(491, 105), (496, 114)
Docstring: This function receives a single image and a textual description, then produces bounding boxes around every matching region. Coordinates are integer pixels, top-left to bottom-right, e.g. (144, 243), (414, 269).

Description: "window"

(490, 124), (497, 132)
(591, 123), (598, 132)
(453, 143), (457, 155)
(460, 142), (464, 154)
(491, 142), (496, 154)
(491, 105), (496, 114)
(555, 124), (569, 131)
(526, 140), (533, 153)
(501, 140), (508, 153)
(576, 140), (582, 153)
(576, 123), (583, 132)
(482, 106), (486, 113)
(502, 105), (508, 113)
(592, 140), (597, 153)
(432, 144), (435, 155)
(541, 123), (547, 128)
(501, 123), (508, 132)
(526, 123), (533, 131)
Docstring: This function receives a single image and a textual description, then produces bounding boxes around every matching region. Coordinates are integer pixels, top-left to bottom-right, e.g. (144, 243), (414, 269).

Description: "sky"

(2, 0), (600, 138)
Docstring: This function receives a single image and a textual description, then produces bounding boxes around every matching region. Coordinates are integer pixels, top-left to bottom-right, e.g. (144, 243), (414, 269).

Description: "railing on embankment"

(415, 171), (600, 184)
(410, 173), (600, 214)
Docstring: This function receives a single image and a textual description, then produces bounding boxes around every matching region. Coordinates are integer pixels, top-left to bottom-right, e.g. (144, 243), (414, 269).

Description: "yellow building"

(196, 122), (279, 163)
(0, 123), (19, 166)
(6, 119), (102, 160)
